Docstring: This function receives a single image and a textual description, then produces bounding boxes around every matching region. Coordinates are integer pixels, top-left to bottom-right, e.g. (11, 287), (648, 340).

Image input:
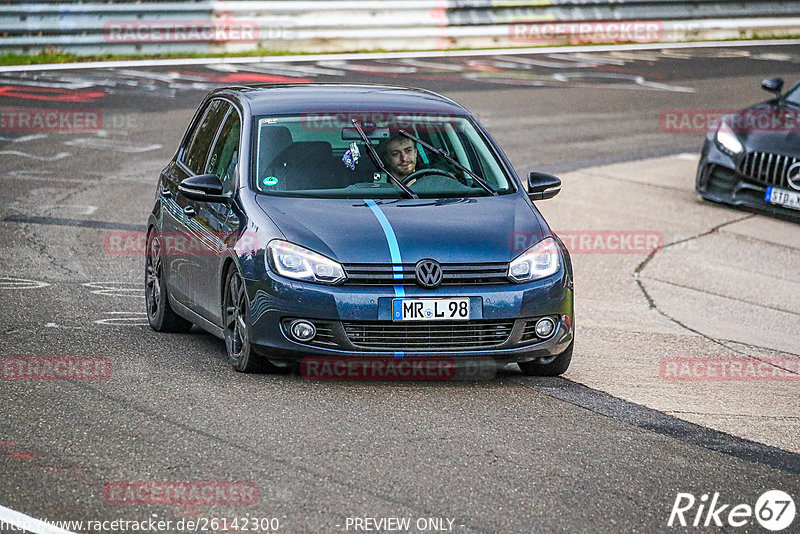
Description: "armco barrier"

(1, 1), (799, 55)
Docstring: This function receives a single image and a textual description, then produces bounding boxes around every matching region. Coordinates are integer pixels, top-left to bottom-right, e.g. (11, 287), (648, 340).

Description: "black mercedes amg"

(696, 77), (800, 222)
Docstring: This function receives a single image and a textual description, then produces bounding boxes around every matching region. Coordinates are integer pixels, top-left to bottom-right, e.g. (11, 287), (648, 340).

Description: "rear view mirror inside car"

(341, 126), (390, 140)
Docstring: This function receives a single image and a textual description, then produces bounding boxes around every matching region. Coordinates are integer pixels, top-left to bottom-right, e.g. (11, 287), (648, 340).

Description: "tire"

(223, 266), (278, 373)
(145, 230), (193, 333)
(518, 342), (573, 377)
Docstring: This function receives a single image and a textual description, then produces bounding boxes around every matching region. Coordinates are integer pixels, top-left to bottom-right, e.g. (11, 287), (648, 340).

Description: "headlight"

(508, 237), (561, 283)
(715, 121), (743, 155)
(266, 240), (345, 284)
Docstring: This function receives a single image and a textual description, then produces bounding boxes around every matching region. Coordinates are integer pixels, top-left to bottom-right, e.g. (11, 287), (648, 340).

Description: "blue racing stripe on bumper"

(365, 199), (406, 357)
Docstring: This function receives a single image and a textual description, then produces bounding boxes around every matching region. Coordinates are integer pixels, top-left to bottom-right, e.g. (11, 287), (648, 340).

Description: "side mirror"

(761, 77), (784, 97)
(527, 172), (562, 201)
(178, 173), (229, 203)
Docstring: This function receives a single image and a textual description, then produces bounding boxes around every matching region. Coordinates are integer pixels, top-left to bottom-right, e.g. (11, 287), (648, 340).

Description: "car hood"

(255, 194), (548, 264)
(732, 102), (800, 154)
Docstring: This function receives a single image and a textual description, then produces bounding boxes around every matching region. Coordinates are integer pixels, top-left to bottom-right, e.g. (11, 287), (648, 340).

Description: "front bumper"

(696, 139), (800, 222)
(243, 269), (574, 364)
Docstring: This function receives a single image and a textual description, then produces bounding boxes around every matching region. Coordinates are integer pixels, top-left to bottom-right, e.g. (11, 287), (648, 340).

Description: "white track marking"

(0, 151), (70, 161)
(548, 53), (628, 65)
(0, 504), (78, 534)
(83, 281), (143, 297)
(0, 277), (50, 290)
(0, 76), (97, 89)
(62, 138), (161, 153)
(394, 58), (466, 71)
(0, 134), (48, 143)
(463, 71), (695, 92)
(94, 311), (149, 326)
(206, 62), (346, 76)
(44, 322), (83, 329)
(490, 56), (601, 69)
(1, 39), (799, 73)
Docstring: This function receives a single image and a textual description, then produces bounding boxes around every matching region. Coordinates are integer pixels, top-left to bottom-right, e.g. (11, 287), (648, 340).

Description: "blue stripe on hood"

(364, 199), (405, 358)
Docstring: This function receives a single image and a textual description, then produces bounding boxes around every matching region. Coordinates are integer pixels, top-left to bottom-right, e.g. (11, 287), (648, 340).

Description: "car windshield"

(251, 114), (515, 198)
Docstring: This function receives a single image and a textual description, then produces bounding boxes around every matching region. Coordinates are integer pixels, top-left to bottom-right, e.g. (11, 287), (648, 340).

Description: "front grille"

(342, 320), (514, 351)
(520, 319), (543, 343)
(342, 263), (509, 286)
(738, 151), (798, 188)
(311, 322), (337, 348)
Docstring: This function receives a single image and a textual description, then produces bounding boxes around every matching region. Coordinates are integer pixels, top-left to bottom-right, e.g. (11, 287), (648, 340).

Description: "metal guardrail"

(1, 1), (799, 55)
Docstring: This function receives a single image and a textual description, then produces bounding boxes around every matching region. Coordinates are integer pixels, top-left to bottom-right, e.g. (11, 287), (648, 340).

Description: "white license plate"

(392, 298), (470, 321)
(766, 186), (800, 211)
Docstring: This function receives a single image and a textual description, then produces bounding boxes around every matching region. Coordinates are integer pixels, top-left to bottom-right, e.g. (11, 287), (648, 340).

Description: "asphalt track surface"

(1, 43), (800, 533)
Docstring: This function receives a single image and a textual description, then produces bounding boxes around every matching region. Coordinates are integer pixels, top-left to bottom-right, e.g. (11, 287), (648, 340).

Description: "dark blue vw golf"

(146, 84), (574, 376)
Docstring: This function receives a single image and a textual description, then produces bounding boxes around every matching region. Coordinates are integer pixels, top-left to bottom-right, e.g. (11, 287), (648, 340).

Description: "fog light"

(535, 317), (556, 339)
(289, 320), (316, 342)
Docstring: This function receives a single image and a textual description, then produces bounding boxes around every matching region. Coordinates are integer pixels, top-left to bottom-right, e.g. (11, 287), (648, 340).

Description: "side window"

(206, 110), (241, 194)
(182, 100), (230, 175)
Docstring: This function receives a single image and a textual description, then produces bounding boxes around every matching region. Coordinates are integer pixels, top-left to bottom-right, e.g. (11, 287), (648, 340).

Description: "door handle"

(161, 188), (172, 198)
(183, 206), (196, 217)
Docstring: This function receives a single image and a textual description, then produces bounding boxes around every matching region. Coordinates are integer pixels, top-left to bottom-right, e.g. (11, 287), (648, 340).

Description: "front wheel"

(223, 267), (277, 373)
(518, 342), (573, 377)
(145, 230), (193, 333)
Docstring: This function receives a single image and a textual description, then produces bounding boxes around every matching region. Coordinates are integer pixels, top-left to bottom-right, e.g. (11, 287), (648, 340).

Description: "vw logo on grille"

(787, 162), (800, 191)
(415, 259), (443, 289)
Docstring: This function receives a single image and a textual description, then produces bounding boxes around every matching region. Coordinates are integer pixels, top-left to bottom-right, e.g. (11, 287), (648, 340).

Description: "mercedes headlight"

(266, 240), (345, 284)
(508, 237), (561, 283)
(715, 121), (743, 155)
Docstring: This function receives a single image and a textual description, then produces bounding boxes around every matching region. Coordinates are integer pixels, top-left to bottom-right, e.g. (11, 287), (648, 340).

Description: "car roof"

(211, 83), (470, 117)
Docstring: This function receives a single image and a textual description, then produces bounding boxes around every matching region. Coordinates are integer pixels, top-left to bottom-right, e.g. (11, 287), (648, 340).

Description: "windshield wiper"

(351, 120), (417, 199)
(398, 129), (497, 196)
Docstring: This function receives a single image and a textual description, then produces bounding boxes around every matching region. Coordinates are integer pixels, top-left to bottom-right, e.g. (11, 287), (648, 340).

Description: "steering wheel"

(402, 168), (464, 186)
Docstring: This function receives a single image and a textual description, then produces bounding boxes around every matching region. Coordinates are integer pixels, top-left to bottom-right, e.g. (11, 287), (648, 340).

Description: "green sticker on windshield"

(263, 176), (278, 186)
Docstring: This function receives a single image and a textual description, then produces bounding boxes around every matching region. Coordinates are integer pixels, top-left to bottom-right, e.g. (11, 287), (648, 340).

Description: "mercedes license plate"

(766, 186), (800, 211)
